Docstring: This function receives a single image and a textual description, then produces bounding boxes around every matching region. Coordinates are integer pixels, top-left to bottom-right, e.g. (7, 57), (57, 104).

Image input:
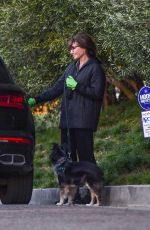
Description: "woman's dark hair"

(68, 33), (97, 58)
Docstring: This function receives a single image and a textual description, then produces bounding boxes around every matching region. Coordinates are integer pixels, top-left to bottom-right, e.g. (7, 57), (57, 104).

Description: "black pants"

(61, 128), (96, 164)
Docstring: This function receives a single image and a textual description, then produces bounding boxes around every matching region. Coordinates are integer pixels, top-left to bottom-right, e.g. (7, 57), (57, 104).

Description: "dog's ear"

(50, 143), (61, 163)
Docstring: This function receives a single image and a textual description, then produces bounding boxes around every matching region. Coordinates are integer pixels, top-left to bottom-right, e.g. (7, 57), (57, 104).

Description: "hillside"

(33, 100), (150, 188)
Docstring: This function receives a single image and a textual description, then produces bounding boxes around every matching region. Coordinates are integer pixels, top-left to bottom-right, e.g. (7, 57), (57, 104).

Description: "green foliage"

(33, 109), (60, 132)
(95, 100), (150, 185)
(0, 0), (70, 94)
(33, 106), (60, 188)
(0, 0), (149, 96)
(34, 127), (60, 188)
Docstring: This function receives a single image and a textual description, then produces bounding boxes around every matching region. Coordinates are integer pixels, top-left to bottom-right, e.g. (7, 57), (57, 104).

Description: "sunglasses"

(69, 45), (80, 51)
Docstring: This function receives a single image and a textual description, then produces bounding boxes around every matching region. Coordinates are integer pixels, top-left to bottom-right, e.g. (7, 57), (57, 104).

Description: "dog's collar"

(54, 157), (69, 174)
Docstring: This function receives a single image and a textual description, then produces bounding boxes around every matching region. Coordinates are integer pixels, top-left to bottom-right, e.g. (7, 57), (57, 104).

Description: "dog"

(50, 143), (104, 206)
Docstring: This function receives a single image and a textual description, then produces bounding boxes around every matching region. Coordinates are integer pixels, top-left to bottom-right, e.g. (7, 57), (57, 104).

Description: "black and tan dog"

(50, 143), (104, 206)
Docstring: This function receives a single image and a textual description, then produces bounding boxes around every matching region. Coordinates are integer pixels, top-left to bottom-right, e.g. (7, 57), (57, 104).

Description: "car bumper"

(0, 132), (34, 176)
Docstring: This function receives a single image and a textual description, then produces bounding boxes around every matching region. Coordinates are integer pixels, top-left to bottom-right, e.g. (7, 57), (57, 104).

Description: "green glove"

(28, 98), (36, 107)
(66, 76), (77, 90)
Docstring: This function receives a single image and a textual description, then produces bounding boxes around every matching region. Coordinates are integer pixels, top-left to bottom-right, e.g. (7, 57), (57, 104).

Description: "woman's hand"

(28, 98), (36, 107)
(66, 76), (77, 90)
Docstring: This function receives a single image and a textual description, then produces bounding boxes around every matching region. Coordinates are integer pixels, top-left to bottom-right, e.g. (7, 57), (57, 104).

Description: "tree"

(0, 0), (149, 99)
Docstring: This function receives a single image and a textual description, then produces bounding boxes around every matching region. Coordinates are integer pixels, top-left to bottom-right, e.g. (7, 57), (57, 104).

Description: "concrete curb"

(30, 188), (60, 205)
(102, 185), (150, 207)
(30, 185), (150, 207)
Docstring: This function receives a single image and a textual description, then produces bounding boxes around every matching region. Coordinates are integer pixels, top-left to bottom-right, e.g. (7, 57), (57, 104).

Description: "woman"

(28, 33), (106, 164)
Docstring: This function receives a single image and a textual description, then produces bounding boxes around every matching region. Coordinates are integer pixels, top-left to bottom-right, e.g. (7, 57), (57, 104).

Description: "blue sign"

(138, 86), (150, 111)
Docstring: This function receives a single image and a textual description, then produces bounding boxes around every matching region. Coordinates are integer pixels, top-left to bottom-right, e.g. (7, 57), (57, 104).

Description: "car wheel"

(0, 171), (33, 204)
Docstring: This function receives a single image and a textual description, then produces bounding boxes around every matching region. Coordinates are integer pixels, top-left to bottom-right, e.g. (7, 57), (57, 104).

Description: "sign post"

(138, 86), (150, 138)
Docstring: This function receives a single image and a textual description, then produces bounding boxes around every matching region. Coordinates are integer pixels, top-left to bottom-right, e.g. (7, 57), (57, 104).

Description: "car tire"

(0, 171), (33, 204)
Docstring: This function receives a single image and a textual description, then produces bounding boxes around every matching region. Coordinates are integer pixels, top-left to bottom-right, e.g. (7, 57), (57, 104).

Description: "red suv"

(0, 58), (35, 204)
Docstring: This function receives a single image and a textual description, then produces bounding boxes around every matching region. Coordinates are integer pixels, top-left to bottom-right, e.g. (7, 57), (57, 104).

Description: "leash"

(64, 67), (72, 161)
(54, 150), (72, 174)
(63, 63), (78, 161)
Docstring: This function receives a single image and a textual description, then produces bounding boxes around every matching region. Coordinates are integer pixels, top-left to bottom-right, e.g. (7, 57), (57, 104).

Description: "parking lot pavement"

(0, 205), (150, 230)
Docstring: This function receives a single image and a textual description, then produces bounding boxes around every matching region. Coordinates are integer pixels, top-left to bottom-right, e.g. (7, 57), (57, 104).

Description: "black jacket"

(35, 58), (106, 131)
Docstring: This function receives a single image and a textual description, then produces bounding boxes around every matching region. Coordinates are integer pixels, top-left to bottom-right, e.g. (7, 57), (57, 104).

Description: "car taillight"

(0, 95), (25, 109)
(0, 137), (32, 143)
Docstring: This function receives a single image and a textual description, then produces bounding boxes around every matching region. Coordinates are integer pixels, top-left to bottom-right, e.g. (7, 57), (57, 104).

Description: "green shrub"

(34, 109), (60, 132)
(34, 127), (60, 188)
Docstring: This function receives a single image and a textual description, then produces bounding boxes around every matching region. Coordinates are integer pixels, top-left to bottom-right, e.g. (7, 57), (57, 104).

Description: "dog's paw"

(93, 203), (100, 207)
(86, 203), (94, 206)
(64, 202), (74, 206)
(86, 203), (101, 207)
(56, 202), (63, 206)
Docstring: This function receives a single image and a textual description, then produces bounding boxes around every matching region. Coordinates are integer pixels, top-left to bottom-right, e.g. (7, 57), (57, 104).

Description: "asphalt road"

(0, 205), (150, 230)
